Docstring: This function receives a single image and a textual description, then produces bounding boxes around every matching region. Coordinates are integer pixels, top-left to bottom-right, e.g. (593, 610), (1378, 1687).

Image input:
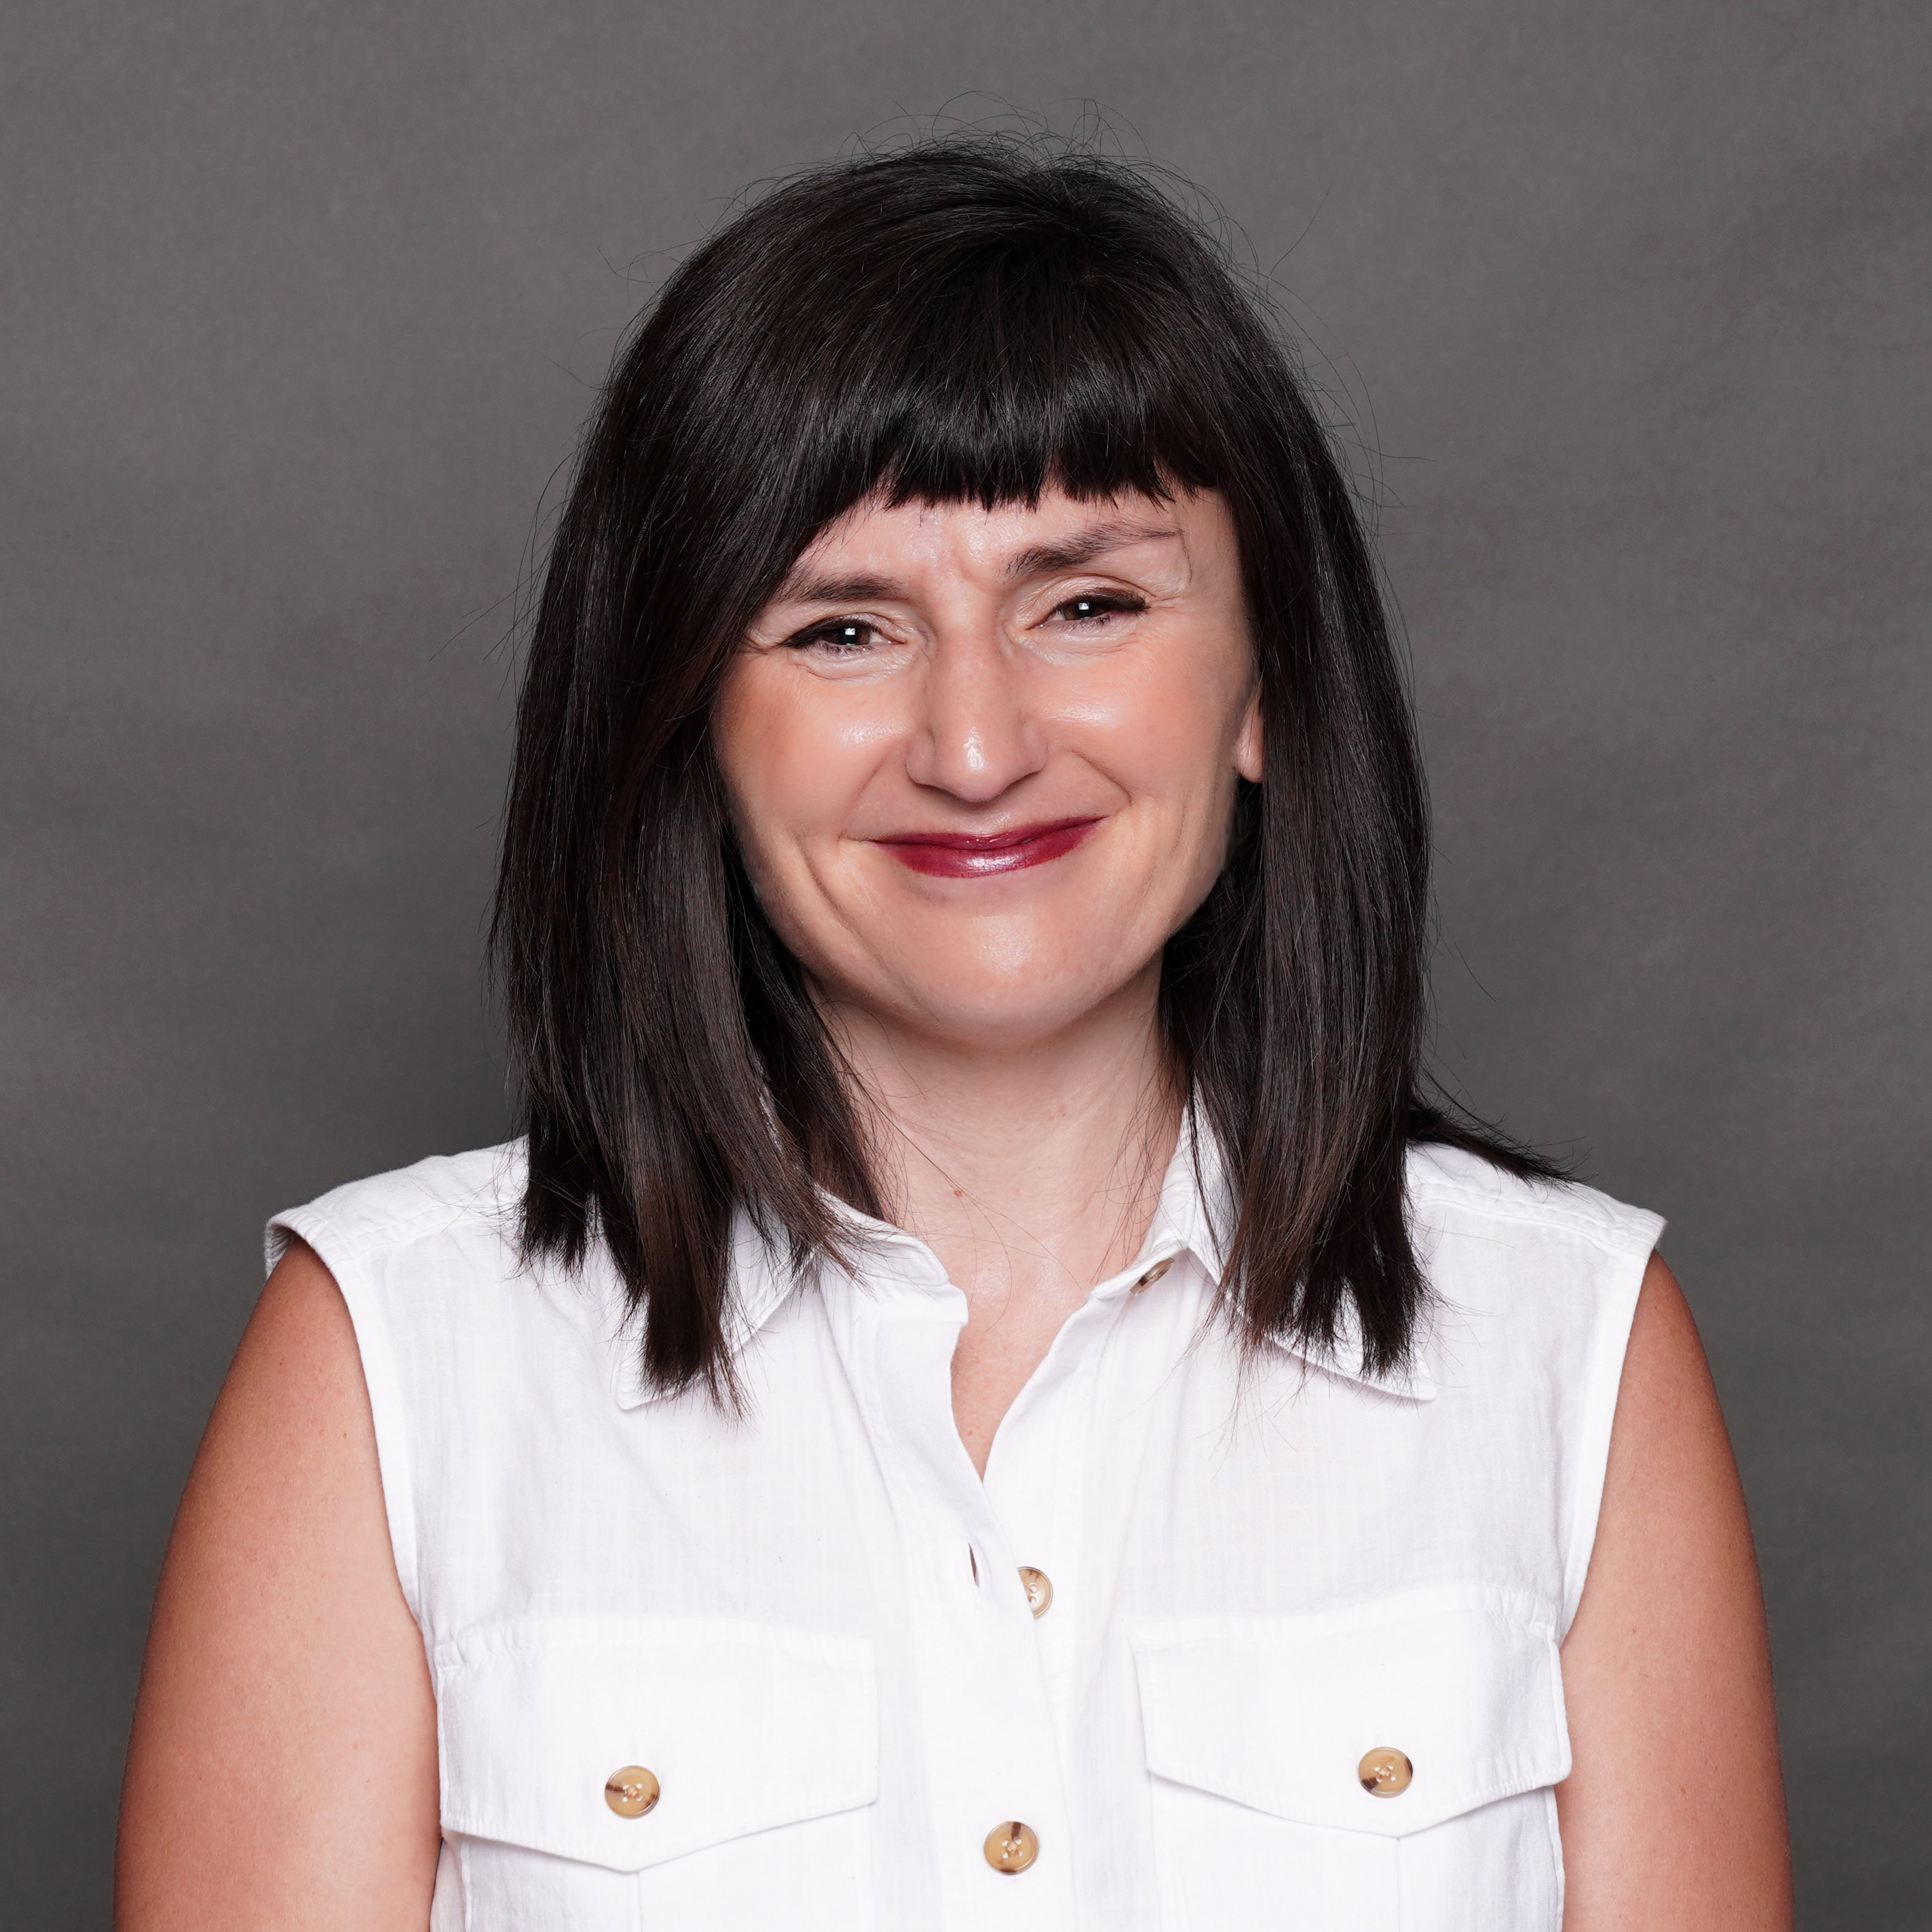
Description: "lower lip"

(875, 818), (1101, 877)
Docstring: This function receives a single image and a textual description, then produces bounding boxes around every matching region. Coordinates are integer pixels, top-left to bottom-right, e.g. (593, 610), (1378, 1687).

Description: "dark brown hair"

(493, 134), (1555, 1399)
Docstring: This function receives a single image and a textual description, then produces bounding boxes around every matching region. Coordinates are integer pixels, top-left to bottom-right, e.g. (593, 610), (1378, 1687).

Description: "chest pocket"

(434, 1617), (877, 1932)
(1130, 1584), (1570, 1932)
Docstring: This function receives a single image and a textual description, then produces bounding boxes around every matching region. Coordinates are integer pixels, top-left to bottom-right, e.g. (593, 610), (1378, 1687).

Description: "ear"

(1233, 685), (1264, 784)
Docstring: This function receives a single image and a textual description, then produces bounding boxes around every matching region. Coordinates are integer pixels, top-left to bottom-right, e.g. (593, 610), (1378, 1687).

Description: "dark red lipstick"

(875, 817), (1101, 877)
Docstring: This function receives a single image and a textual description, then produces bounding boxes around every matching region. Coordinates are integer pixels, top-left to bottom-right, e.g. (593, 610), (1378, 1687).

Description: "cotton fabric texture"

(267, 1130), (1661, 1932)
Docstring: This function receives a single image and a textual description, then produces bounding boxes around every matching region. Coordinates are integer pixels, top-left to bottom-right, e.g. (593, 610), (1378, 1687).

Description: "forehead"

(776, 487), (1223, 593)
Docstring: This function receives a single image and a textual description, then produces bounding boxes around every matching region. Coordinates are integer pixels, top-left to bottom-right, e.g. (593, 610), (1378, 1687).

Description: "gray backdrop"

(4, 2), (1926, 1925)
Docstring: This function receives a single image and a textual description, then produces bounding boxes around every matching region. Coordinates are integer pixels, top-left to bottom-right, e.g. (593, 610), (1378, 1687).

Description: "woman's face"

(714, 485), (1263, 1052)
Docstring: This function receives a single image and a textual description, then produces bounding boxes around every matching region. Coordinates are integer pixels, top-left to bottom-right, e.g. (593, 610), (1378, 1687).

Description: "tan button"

(984, 1819), (1040, 1873)
(605, 1765), (661, 1817)
(1358, 1747), (1412, 1796)
(1018, 1566), (1054, 1616)
(1129, 1257), (1173, 1293)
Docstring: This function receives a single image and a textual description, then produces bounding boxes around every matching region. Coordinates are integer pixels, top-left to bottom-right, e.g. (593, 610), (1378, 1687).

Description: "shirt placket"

(841, 1246), (1082, 1932)
(989, 1239), (1198, 1915)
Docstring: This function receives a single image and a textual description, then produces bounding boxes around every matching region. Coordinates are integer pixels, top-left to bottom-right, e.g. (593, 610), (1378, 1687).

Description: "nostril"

(906, 710), (1048, 806)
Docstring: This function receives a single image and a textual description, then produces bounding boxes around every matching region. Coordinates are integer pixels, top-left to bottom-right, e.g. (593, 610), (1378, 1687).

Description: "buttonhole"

(968, 1545), (980, 1585)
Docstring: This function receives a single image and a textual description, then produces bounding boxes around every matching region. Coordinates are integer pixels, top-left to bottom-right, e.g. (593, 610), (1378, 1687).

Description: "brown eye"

(789, 618), (876, 653)
(1054, 594), (1143, 624)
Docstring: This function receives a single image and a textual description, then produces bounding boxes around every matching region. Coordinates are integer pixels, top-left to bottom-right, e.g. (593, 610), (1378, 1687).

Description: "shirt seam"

(1405, 1182), (1663, 1255)
(270, 1188), (505, 1274)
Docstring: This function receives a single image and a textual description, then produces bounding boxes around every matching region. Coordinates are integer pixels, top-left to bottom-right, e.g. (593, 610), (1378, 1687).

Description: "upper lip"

(872, 817), (1101, 849)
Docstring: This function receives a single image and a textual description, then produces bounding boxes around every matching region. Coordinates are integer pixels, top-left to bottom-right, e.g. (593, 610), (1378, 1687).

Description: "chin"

(893, 964), (1143, 1051)
(806, 920), (1165, 1050)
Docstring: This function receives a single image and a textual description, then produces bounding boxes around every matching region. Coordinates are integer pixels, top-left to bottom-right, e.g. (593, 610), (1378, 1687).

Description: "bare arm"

(1555, 1253), (1792, 1929)
(116, 1239), (440, 1931)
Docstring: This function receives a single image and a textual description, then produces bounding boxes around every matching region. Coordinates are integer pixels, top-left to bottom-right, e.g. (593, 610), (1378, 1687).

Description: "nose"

(902, 622), (1046, 805)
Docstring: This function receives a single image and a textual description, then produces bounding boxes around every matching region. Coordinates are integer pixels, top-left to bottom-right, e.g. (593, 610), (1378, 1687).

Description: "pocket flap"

(1131, 1584), (1569, 1837)
(435, 1618), (877, 1872)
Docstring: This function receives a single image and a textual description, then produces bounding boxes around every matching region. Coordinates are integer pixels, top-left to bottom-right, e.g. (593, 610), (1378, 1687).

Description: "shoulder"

(265, 1140), (528, 1276)
(1398, 1146), (1675, 1627)
(1401, 1142), (1665, 1399)
(1404, 1140), (1663, 1264)
(261, 1140), (608, 1426)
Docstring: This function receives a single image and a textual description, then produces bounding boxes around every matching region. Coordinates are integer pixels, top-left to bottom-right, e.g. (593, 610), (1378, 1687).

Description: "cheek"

(713, 663), (889, 875)
(1072, 643), (1248, 816)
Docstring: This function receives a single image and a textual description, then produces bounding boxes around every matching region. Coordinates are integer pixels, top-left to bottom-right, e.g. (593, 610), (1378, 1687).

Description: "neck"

(818, 963), (1182, 1476)
(820, 963), (1182, 1302)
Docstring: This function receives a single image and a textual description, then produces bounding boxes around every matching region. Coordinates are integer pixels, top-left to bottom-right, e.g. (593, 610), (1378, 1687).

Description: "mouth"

(873, 816), (1103, 878)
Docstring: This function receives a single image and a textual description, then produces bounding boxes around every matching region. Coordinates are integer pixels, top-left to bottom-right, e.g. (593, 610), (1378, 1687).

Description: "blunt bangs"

(495, 135), (1557, 1401)
(777, 195), (1230, 519)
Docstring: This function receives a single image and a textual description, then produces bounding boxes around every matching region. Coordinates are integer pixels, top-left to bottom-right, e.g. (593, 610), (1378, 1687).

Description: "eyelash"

(781, 592), (1146, 654)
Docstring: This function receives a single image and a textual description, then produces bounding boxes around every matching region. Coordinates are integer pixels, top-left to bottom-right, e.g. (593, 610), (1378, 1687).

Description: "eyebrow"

(774, 569), (903, 605)
(772, 518), (1182, 606)
(1000, 518), (1181, 581)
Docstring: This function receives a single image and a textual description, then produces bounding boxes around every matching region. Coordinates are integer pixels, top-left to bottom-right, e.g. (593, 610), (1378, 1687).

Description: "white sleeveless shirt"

(269, 1132), (1660, 1932)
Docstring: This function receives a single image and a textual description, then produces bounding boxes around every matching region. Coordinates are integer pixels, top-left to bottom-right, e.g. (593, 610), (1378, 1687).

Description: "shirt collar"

(611, 1107), (1435, 1407)
(1131, 1112), (1437, 1401)
(609, 1208), (797, 1410)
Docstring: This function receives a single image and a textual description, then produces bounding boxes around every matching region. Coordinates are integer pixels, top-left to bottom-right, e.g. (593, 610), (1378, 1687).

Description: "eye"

(1049, 592), (1146, 624)
(784, 617), (879, 655)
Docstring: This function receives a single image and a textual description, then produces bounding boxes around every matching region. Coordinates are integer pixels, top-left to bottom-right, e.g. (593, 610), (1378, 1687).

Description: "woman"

(117, 138), (1790, 1930)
